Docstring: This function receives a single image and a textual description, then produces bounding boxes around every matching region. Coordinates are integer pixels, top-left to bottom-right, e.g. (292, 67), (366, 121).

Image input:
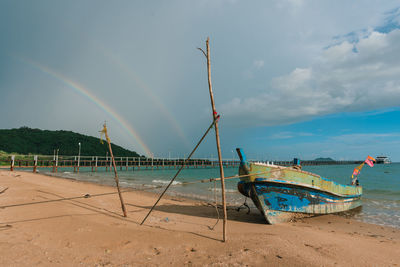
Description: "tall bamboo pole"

(199, 37), (227, 242)
(101, 124), (127, 217)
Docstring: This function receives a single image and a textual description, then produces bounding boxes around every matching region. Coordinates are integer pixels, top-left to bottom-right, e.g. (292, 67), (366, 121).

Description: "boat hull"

(235, 148), (362, 224)
(238, 179), (362, 224)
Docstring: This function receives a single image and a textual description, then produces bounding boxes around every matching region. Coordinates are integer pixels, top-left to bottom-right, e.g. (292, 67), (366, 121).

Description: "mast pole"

(202, 37), (227, 242)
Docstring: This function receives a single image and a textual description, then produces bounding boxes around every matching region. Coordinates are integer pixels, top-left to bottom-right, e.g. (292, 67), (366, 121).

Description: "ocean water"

(40, 163), (400, 228)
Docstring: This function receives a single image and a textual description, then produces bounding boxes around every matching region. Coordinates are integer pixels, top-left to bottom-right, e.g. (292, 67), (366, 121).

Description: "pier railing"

(1, 155), (241, 173)
(0, 155), (362, 172)
(1, 154), (364, 173)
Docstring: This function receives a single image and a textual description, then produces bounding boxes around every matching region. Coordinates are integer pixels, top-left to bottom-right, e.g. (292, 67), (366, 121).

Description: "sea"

(40, 163), (400, 229)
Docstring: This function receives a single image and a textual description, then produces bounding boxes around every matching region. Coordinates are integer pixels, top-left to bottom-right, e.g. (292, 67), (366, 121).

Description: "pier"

(3, 155), (240, 173)
(2, 154), (363, 173)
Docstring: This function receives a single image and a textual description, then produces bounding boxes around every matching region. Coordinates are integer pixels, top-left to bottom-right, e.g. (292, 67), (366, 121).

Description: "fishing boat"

(236, 148), (363, 224)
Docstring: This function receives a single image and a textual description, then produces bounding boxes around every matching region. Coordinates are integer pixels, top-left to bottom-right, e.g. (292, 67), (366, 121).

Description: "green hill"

(0, 127), (142, 157)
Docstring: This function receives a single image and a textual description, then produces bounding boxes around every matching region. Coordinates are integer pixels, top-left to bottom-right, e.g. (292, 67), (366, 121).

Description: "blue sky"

(1, 0), (400, 161)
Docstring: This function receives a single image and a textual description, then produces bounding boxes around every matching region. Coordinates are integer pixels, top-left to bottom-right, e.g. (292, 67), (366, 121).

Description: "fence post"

(95, 156), (98, 172)
(33, 155), (38, 173)
(10, 155), (15, 171)
(55, 154), (58, 173)
(77, 154), (80, 173)
(126, 157), (128, 171)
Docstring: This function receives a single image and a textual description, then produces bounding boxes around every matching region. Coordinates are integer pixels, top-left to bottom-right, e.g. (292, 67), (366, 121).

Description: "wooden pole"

(101, 124), (127, 217)
(55, 154), (58, 173)
(105, 154), (108, 171)
(199, 37), (227, 242)
(77, 145), (81, 173)
(33, 155), (38, 173)
(10, 155), (15, 171)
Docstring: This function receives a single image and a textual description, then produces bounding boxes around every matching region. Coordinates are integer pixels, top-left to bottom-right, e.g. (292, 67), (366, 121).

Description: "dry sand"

(1, 170), (399, 266)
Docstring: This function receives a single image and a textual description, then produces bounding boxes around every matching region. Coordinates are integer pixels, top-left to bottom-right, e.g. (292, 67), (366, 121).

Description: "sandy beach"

(1, 170), (399, 266)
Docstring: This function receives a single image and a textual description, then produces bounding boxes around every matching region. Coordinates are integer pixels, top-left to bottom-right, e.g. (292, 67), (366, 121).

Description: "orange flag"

(365, 155), (375, 167)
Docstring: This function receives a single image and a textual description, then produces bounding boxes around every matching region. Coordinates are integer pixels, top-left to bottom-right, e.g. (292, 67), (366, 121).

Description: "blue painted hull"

(238, 179), (362, 224)
(235, 148), (362, 224)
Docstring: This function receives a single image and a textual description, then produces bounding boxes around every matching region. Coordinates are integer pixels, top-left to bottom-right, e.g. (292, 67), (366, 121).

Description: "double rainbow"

(19, 57), (153, 157)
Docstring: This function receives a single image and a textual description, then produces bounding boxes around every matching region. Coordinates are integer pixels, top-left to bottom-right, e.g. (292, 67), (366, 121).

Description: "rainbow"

(98, 48), (191, 149)
(19, 57), (153, 157)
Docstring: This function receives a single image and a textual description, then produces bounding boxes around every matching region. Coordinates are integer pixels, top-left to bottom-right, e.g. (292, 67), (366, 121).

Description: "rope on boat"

(0, 190), (135, 209)
(0, 171), (270, 209)
(236, 197), (251, 214)
(140, 116), (220, 225)
(138, 170), (271, 191)
(208, 178), (220, 230)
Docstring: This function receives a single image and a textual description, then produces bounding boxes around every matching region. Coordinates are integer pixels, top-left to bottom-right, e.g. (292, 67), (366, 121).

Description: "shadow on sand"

(126, 202), (266, 225)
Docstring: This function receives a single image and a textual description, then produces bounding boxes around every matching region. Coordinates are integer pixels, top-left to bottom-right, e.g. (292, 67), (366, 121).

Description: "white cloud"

(253, 60), (264, 69)
(331, 133), (400, 144)
(269, 132), (294, 139)
(220, 28), (400, 127)
(275, 0), (305, 10)
(269, 131), (314, 139)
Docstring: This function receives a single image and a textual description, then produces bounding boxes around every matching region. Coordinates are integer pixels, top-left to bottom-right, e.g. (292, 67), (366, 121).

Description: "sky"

(1, 0), (400, 161)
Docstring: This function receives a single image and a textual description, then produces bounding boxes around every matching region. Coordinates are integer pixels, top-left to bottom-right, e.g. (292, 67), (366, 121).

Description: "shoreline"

(35, 167), (400, 230)
(1, 170), (399, 266)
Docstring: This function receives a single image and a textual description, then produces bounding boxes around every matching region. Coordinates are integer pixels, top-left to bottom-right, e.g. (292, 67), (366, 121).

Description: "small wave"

(152, 179), (181, 185)
(207, 188), (238, 193)
(355, 213), (400, 229)
(63, 172), (72, 174)
(370, 200), (381, 205)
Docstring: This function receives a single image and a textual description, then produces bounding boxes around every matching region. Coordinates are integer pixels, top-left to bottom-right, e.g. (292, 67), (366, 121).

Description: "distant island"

(0, 127), (141, 157)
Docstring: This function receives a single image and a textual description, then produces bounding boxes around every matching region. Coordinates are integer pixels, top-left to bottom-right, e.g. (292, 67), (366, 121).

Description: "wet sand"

(1, 170), (399, 266)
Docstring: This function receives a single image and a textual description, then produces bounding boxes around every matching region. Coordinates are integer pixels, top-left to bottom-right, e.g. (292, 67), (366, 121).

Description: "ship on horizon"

(375, 156), (391, 164)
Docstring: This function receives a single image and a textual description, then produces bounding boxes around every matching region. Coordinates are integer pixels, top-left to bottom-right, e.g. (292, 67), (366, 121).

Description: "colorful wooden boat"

(236, 148), (362, 224)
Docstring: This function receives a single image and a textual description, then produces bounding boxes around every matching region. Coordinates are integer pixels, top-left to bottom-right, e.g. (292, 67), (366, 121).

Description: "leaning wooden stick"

(101, 123), (127, 217)
(198, 37), (228, 242)
(140, 116), (220, 225)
